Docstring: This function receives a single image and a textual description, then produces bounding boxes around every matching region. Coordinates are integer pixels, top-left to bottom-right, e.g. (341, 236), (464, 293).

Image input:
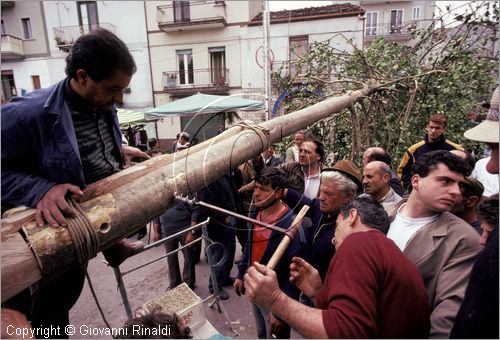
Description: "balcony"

(1, 35), (25, 60)
(157, 1), (227, 33)
(162, 68), (229, 96)
(271, 60), (313, 83)
(52, 23), (116, 52)
(364, 21), (417, 43)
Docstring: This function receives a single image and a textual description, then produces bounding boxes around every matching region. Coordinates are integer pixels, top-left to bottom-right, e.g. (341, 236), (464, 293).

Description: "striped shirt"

(65, 80), (121, 184)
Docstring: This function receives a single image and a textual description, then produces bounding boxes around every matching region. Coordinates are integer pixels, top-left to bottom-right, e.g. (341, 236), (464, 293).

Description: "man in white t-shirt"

(386, 150), (482, 338)
(471, 157), (499, 197)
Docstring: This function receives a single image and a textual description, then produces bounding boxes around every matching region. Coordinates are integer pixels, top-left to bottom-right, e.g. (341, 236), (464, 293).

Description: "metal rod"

(181, 198), (288, 235)
(141, 218), (210, 252)
(120, 237), (203, 276)
(112, 267), (133, 319)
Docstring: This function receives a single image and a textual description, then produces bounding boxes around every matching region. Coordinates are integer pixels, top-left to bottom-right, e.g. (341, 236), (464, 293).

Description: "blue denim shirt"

(1, 78), (123, 208)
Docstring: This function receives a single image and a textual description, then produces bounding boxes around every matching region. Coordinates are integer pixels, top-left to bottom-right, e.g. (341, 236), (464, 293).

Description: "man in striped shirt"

(2, 28), (147, 338)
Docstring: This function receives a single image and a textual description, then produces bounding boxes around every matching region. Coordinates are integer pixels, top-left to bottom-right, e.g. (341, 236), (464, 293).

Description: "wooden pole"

(1, 88), (372, 301)
(266, 205), (309, 270)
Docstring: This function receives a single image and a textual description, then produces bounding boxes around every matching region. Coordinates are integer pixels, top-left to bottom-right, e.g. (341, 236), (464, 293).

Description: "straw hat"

(464, 87), (499, 144)
(323, 160), (363, 193)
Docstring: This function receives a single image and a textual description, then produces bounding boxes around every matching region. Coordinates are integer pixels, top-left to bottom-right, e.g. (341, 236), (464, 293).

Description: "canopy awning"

(117, 108), (154, 127)
(145, 93), (264, 120)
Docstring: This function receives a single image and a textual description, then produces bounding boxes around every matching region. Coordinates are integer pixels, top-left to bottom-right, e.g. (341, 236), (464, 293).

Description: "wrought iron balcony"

(162, 68), (229, 96)
(52, 23), (116, 52)
(157, 1), (227, 32)
(1, 34), (24, 60)
(364, 21), (417, 42)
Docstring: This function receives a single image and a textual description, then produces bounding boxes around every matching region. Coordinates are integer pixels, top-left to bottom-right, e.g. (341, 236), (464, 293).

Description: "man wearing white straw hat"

(463, 86), (499, 174)
(451, 86), (499, 339)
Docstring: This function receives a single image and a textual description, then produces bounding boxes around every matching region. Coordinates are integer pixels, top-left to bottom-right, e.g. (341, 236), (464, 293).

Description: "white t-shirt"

(471, 157), (499, 197)
(387, 203), (439, 251)
(303, 172), (321, 199)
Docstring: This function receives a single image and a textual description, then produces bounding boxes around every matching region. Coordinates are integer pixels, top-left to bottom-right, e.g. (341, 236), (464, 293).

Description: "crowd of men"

(1, 28), (498, 339)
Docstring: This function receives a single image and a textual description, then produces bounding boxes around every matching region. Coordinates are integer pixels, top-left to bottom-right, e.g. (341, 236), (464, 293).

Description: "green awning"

(145, 93), (264, 120)
(117, 108), (152, 127)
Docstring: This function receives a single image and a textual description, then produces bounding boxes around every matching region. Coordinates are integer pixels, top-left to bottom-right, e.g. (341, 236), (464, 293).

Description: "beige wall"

(1, 1), (49, 56)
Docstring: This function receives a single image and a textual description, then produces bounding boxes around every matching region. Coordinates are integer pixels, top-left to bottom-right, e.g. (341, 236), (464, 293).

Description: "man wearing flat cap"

(282, 160), (362, 282)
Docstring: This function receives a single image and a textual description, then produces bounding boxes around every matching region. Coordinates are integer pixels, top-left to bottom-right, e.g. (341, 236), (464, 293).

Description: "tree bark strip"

(1, 87), (372, 302)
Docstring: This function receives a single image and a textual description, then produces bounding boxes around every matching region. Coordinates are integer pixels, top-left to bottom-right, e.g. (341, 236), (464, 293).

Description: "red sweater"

(316, 230), (430, 338)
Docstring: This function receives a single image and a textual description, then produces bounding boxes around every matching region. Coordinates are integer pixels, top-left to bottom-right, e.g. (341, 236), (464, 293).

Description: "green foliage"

(272, 2), (499, 168)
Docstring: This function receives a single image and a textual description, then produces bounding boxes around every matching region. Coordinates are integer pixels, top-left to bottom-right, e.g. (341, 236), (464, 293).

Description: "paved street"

(69, 228), (302, 339)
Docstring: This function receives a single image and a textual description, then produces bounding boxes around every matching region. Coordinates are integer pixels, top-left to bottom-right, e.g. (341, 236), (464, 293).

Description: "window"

(1, 19), (6, 35)
(21, 18), (32, 39)
(209, 47), (226, 85)
(77, 1), (99, 33)
(412, 7), (421, 20)
(177, 49), (194, 85)
(174, 1), (190, 22)
(365, 12), (378, 36)
(389, 10), (403, 34)
(32, 75), (41, 90)
(289, 36), (308, 77)
(1, 70), (17, 104)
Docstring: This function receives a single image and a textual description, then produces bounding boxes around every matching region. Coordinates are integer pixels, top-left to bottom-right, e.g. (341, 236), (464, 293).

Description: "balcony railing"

(1, 34), (24, 59)
(162, 68), (229, 95)
(53, 23), (116, 51)
(271, 60), (311, 81)
(157, 1), (227, 32)
(364, 21), (417, 41)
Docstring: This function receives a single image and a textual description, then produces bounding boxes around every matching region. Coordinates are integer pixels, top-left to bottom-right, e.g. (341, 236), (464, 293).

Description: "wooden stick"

(266, 205), (309, 270)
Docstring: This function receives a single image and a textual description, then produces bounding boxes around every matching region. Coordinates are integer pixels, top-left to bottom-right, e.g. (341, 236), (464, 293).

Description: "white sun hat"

(464, 86), (499, 144)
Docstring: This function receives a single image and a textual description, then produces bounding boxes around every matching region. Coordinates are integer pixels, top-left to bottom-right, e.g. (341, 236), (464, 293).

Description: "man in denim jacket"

(1, 28), (146, 337)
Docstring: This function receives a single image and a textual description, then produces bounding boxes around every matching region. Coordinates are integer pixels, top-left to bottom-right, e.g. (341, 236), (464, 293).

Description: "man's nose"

(449, 182), (461, 196)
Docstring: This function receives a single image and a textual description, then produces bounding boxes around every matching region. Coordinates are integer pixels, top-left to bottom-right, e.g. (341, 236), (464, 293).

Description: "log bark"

(1, 87), (372, 301)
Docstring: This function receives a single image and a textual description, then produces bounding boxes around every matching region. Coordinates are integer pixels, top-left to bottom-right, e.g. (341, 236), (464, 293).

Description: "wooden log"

(1, 88), (372, 301)
(80, 121), (255, 202)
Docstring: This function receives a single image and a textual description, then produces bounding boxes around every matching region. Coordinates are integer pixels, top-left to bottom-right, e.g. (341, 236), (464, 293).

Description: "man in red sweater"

(244, 196), (430, 338)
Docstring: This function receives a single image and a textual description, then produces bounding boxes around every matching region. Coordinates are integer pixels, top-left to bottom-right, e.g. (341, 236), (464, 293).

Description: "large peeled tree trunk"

(1, 87), (372, 302)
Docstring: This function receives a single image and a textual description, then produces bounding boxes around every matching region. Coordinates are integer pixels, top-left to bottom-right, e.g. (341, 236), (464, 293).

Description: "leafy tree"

(272, 1), (499, 168)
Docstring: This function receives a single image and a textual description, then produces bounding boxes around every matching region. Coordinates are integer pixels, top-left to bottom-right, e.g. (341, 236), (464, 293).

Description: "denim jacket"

(1, 79), (123, 208)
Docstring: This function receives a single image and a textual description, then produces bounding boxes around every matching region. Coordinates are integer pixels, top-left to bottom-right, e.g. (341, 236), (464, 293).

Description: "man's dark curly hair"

(411, 150), (473, 179)
(119, 308), (191, 339)
(477, 194), (499, 228)
(65, 28), (136, 82)
(255, 167), (287, 190)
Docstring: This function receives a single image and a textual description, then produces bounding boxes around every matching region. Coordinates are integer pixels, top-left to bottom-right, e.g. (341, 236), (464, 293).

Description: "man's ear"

(343, 192), (354, 204)
(347, 208), (358, 227)
(465, 195), (480, 208)
(76, 69), (89, 86)
(411, 174), (421, 191)
(382, 173), (390, 184)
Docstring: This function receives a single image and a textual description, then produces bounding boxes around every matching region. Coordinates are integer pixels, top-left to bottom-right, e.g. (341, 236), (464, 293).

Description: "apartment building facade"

(360, 0), (436, 46)
(1, 1), (153, 109)
(243, 3), (365, 117)
(144, 1), (263, 143)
